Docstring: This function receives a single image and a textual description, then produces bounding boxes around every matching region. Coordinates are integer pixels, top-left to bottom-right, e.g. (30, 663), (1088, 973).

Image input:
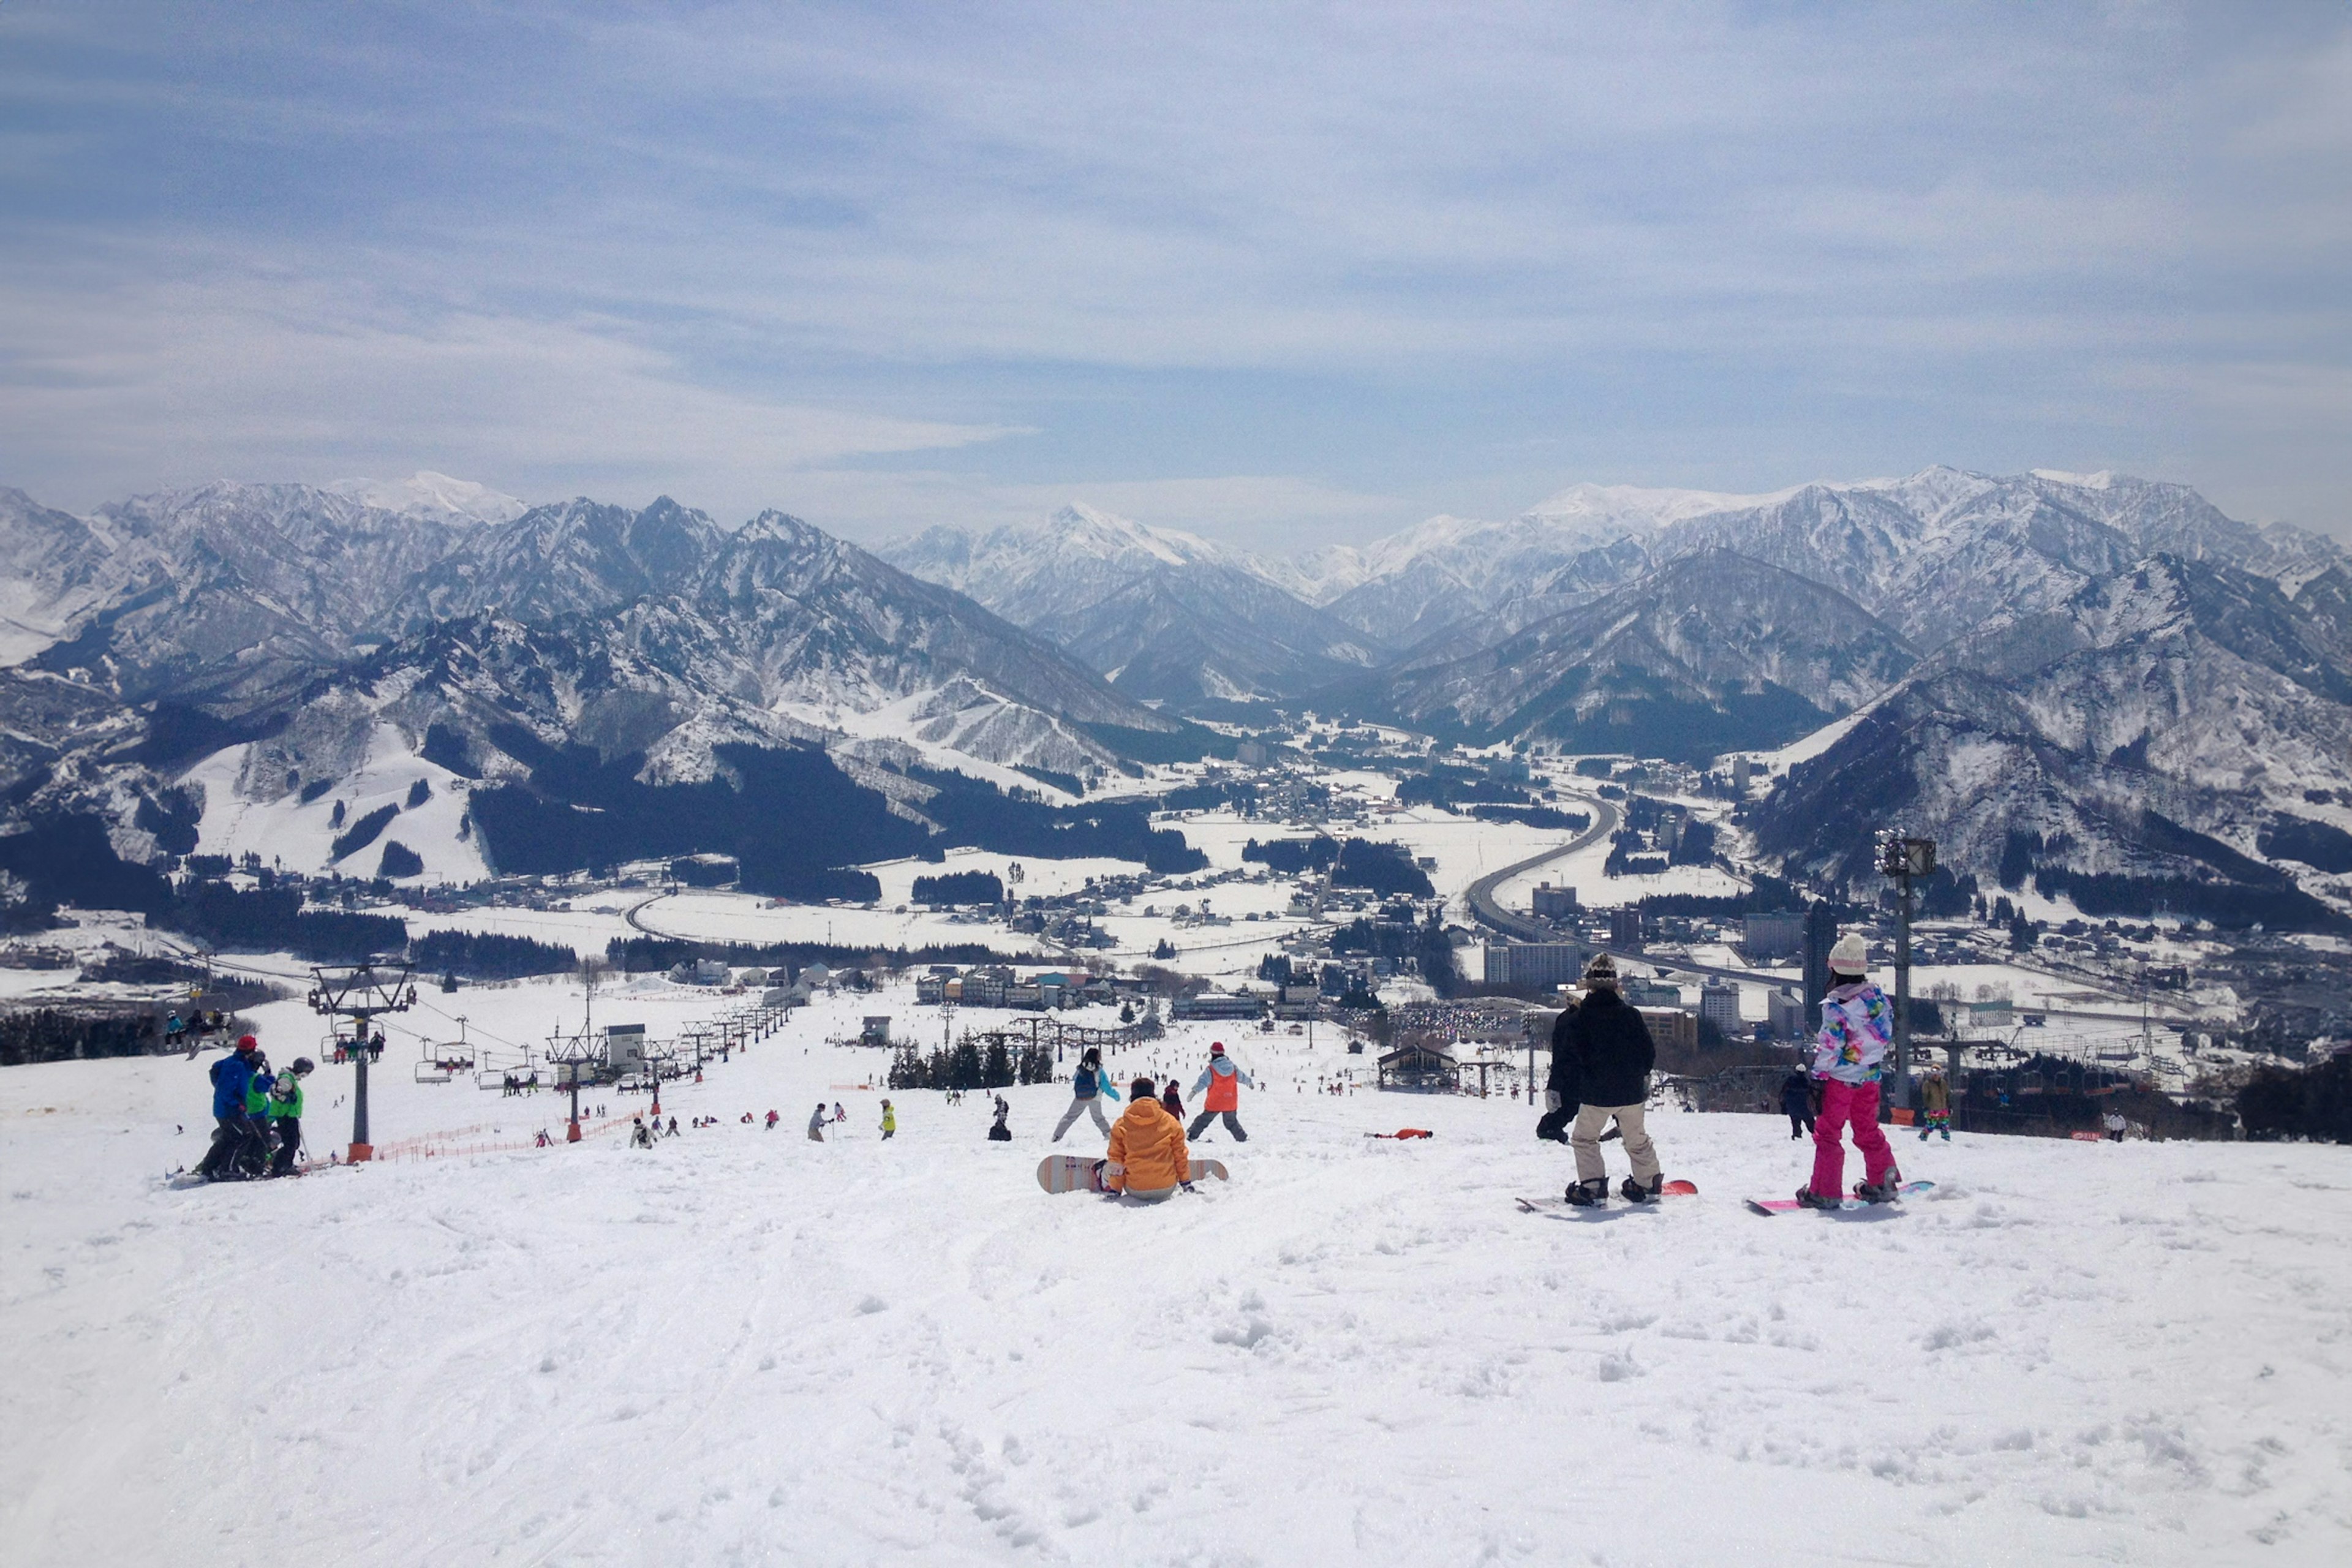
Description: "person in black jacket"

(1547, 954), (1664, 1205)
(1779, 1069), (1815, 1139)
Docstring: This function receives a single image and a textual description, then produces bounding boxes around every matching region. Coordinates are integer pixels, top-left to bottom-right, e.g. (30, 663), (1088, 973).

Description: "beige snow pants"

(1571, 1102), (1660, 1185)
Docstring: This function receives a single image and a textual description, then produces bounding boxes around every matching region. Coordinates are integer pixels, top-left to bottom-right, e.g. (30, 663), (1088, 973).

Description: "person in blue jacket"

(1051, 1047), (1121, 1142)
(194, 1035), (265, 1179)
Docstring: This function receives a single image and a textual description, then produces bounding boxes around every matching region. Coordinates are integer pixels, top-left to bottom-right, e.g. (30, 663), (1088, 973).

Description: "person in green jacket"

(266, 1057), (312, 1177)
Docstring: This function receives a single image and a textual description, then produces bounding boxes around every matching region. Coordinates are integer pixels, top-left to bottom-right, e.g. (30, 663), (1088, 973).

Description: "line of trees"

(885, 1035), (1055, 1091)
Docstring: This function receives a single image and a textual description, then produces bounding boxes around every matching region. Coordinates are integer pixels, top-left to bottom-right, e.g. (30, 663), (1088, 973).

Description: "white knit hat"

(1828, 933), (1869, 974)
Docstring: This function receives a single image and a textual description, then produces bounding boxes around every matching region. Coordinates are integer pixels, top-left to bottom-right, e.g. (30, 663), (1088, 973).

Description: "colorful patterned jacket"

(1811, 982), (1893, 1085)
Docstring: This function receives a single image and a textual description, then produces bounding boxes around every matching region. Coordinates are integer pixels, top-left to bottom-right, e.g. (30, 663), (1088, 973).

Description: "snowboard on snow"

(1036, 1155), (1229, 1194)
(1515, 1179), (1697, 1213)
(1745, 1179), (1935, 1215)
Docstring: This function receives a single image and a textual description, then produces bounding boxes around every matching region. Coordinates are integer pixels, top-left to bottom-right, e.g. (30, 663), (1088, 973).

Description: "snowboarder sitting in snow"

(1798, 933), (1903, 1207)
(630, 1115), (654, 1149)
(1103, 1076), (1192, 1202)
(1548, 955), (1665, 1206)
(1186, 1042), (1253, 1142)
(1918, 1065), (1951, 1142)
(1051, 1046), (1121, 1142)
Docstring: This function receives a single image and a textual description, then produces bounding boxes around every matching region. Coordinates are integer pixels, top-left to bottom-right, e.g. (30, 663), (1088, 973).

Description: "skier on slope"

(987, 1094), (1012, 1142)
(1186, 1042), (1253, 1142)
(880, 1099), (897, 1140)
(1797, 933), (1903, 1207)
(808, 1103), (828, 1142)
(265, 1057), (312, 1177)
(1050, 1047), (1121, 1142)
(1102, 1076), (1193, 1203)
(1548, 954), (1665, 1205)
(1917, 1065), (1952, 1142)
(195, 1036), (266, 1180)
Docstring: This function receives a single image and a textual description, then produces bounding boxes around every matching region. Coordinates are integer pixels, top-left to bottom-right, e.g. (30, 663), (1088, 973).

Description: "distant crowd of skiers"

(193, 1035), (313, 1181)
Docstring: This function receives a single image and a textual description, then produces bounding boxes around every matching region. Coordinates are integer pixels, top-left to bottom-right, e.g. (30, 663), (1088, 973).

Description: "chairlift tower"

(1877, 834), (1936, 1109)
(307, 957), (417, 1162)
(545, 1024), (601, 1143)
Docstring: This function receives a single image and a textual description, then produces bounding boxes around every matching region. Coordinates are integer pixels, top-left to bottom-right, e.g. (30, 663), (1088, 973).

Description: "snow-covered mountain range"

(887, 469), (2352, 924)
(0, 481), (1200, 902)
(6, 462), (2352, 928)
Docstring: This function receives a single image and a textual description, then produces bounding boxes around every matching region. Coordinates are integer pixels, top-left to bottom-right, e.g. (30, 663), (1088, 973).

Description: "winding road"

(1463, 790), (1621, 941)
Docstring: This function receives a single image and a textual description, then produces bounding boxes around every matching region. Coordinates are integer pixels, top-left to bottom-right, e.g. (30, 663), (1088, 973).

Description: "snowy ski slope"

(2, 982), (2346, 1566)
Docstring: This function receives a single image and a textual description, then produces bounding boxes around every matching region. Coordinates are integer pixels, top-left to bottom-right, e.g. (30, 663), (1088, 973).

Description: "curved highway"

(1464, 791), (1621, 941)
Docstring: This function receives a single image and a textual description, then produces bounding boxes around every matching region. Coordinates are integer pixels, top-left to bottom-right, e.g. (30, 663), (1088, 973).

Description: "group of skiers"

(1546, 932), (1925, 1209)
(192, 1035), (313, 1181)
(1036, 1041), (1257, 1200)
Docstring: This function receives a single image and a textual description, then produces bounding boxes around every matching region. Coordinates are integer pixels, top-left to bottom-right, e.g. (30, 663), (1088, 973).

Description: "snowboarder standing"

(1051, 1047), (1121, 1142)
(987, 1094), (1012, 1142)
(1918, 1065), (1952, 1142)
(1798, 933), (1902, 1208)
(1104, 1076), (1192, 1202)
(1780, 1068), (1815, 1140)
(1186, 1042), (1253, 1142)
(880, 1099), (897, 1140)
(1548, 955), (1665, 1205)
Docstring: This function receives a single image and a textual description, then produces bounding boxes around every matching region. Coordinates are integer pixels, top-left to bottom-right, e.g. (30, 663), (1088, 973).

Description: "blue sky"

(2, 2), (2346, 548)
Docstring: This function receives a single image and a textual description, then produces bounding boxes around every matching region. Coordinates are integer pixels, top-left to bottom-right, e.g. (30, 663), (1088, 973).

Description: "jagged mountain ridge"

(880, 503), (1389, 702)
(1751, 556), (2352, 926)
(0, 482), (1204, 893)
(1356, 551), (1920, 761)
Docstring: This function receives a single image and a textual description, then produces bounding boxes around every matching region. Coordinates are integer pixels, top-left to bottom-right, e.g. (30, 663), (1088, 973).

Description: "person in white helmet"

(1798, 933), (1903, 1207)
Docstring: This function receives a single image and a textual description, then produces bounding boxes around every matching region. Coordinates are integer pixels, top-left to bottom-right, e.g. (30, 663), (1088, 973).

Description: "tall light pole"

(1877, 834), (1936, 1109)
(307, 957), (417, 1162)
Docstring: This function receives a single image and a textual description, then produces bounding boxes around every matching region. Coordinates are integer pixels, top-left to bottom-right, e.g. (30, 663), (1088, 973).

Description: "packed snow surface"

(4, 979), (2348, 1566)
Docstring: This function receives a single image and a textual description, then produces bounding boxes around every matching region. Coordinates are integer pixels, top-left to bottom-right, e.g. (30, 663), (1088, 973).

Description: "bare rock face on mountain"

(1365, 551), (1917, 761)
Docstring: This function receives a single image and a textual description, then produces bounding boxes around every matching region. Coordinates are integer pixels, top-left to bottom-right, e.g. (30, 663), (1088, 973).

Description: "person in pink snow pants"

(1801, 932), (1903, 1207)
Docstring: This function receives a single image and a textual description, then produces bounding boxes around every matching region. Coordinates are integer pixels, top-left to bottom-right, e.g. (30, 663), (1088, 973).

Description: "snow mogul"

(1547, 954), (1666, 1205)
(1185, 1042), (1254, 1142)
(1798, 933), (1904, 1207)
(1050, 1046), (1121, 1142)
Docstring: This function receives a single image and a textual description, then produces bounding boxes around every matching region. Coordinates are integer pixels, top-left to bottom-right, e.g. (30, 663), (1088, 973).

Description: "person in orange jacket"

(1103, 1077), (1193, 1202)
(1186, 1042), (1254, 1142)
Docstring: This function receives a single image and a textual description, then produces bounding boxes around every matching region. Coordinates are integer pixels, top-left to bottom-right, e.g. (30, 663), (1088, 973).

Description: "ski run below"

(3, 998), (2348, 1566)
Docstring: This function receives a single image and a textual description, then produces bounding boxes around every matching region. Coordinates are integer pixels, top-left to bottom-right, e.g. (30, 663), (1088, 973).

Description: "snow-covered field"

(4, 985), (2348, 1566)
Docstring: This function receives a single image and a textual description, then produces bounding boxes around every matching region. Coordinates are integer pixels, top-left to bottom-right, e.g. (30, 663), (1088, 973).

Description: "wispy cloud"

(2, 1), (2346, 537)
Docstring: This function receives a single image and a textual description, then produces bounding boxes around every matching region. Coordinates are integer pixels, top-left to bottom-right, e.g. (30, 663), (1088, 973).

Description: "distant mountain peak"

(326, 470), (527, 524)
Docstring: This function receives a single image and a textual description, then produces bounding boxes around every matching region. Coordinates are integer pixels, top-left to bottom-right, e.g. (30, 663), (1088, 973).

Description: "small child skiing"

(1917, 1065), (1952, 1142)
(1052, 1047), (1121, 1142)
(1799, 933), (1902, 1207)
(880, 1099), (897, 1140)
